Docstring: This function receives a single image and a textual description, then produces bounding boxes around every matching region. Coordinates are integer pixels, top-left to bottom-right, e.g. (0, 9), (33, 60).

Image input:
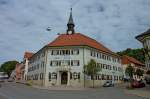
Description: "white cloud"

(0, 0), (150, 63)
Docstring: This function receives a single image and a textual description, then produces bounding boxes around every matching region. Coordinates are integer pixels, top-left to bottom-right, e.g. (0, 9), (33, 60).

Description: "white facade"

(23, 58), (29, 80)
(136, 29), (150, 70)
(27, 46), (123, 87)
(143, 38), (150, 69)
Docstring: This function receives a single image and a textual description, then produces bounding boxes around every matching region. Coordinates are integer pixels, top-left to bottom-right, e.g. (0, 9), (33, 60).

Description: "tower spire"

(67, 8), (75, 34)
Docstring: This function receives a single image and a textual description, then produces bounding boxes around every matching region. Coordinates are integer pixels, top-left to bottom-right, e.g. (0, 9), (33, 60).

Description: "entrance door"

(61, 72), (68, 85)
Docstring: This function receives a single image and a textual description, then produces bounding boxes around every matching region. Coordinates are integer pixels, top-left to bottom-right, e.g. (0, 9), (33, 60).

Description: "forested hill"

(117, 48), (145, 63)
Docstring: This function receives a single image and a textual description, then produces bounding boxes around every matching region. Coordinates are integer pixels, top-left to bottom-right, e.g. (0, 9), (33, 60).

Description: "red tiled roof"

(24, 52), (34, 59)
(47, 33), (115, 55)
(122, 55), (144, 66)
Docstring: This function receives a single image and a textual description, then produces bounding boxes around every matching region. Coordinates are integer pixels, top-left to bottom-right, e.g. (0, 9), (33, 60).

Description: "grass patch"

(26, 80), (32, 86)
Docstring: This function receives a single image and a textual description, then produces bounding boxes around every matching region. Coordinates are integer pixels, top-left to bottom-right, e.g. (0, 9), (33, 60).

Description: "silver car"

(103, 81), (114, 87)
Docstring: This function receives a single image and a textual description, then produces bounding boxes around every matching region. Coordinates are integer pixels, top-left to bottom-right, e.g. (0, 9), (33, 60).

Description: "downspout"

(43, 47), (48, 87)
(83, 47), (85, 88)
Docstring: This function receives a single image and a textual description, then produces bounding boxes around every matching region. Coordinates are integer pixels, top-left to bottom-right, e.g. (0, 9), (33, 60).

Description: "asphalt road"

(0, 82), (148, 99)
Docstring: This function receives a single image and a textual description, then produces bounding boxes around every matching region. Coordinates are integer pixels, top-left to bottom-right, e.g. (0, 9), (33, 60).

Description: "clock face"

(68, 31), (72, 34)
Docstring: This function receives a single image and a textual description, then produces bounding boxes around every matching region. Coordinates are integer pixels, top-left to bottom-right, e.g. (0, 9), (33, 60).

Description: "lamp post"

(112, 71), (115, 84)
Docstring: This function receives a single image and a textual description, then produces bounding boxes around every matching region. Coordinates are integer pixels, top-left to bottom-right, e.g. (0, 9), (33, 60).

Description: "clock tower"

(67, 8), (75, 34)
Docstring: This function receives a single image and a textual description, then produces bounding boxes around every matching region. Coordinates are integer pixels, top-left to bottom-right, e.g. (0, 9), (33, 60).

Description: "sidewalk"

(125, 86), (150, 99)
(32, 85), (91, 91)
(15, 80), (92, 90)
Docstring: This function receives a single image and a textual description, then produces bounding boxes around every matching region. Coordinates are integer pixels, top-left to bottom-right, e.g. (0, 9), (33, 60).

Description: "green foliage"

(117, 48), (145, 63)
(125, 65), (134, 78)
(147, 70), (150, 75)
(84, 59), (101, 88)
(26, 80), (32, 86)
(0, 60), (19, 77)
(135, 69), (144, 77)
(84, 59), (101, 76)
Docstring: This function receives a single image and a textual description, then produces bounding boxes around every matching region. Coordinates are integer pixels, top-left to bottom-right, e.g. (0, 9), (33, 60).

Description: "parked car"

(131, 80), (145, 88)
(103, 81), (114, 87)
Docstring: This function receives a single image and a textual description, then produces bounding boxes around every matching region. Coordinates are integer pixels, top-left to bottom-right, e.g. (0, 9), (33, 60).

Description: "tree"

(84, 59), (101, 88)
(0, 61), (19, 77)
(117, 48), (145, 63)
(125, 65), (135, 88)
(125, 65), (134, 80)
(135, 69), (144, 78)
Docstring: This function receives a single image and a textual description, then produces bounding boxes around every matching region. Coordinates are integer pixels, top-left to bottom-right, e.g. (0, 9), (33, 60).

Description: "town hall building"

(26, 9), (123, 87)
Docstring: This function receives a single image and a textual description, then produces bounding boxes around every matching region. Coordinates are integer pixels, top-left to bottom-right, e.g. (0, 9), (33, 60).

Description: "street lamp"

(112, 71), (115, 84)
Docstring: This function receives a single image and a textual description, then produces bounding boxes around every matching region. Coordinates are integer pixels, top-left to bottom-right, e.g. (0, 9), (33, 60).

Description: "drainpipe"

(43, 47), (48, 87)
(83, 47), (85, 88)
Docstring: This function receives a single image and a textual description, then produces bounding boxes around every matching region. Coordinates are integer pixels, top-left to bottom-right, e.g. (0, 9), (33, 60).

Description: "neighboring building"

(15, 63), (24, 80)
(122, 55), (146, 80)
(136, 28), (150, 70)
(26, 9), (123, 87)
(23, 52), (34, 80)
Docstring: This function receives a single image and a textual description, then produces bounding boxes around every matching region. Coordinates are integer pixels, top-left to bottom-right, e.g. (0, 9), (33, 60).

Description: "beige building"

(122, 55), (146, 80)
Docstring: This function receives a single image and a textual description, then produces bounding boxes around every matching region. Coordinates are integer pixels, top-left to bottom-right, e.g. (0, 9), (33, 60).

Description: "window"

(51, 50), (58, 55)
(90, 51), (93, 56)
(71, 60), (80, 66)
(104, 75), (107, 80)
(37, 64), (39, 69)
(98, 74), (101, 80)
(107, 75), (109, 80)
(70, 72), (72, 79)
(102, 54), (105, 59)
(102, 74), (104, 80)
(40, 73), (44, 80)
(78, 73), (80, 79)
(72, 49), (79, 55)
(52, 72), (57, 79)
(90, 51), (96, 57)
(95, 75), (99, 80)
(66, 50), (70, 55)
(73, 72), (78, 79)
(50, 61), (58, 66)
(97, 53), (99, 58)
(99, 53), (102, 58)
(49, 72), (51, 81)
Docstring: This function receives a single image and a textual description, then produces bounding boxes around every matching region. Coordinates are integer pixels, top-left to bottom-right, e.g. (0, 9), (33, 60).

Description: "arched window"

(49, 72), (51, 81)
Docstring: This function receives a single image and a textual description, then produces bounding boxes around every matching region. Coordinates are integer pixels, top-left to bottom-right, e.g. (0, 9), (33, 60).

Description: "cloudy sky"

(0, 0), (150, 64)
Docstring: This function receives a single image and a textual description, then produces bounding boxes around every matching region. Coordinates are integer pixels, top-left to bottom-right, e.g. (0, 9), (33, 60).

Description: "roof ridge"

(123, 55), (144, 65)
(77, 33), (112, 52)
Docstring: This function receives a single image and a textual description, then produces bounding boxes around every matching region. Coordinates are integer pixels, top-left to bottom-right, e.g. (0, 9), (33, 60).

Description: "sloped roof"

(136, 28), (150, 42)
(47, 33), (117, 55)
(24, 52), (34, 59)
(122, 55), (144, 66)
